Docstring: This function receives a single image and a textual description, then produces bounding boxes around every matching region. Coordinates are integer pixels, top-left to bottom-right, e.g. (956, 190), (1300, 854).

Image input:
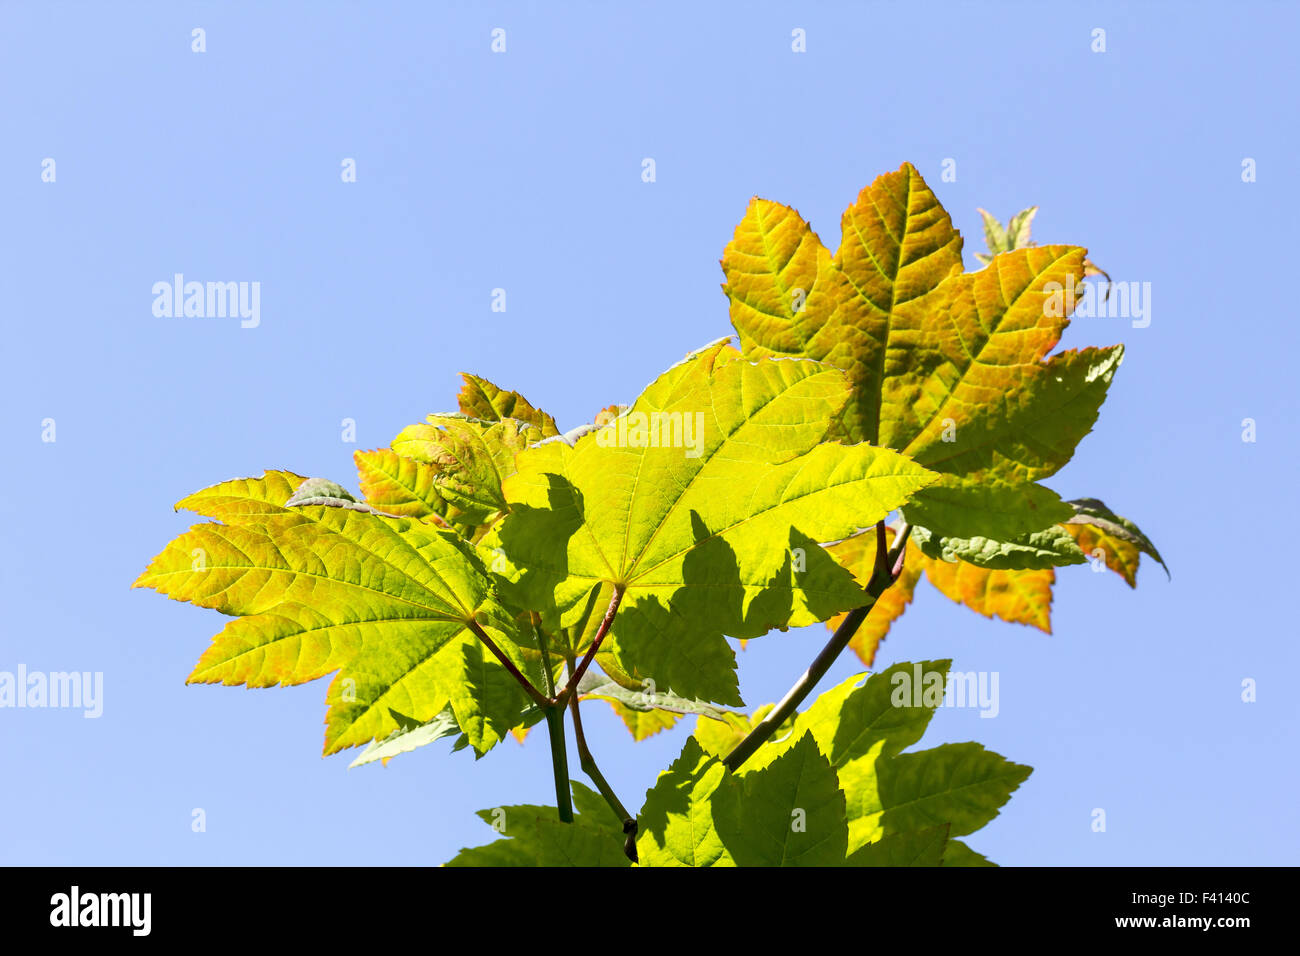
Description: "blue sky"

(2, 1), (1296, 866)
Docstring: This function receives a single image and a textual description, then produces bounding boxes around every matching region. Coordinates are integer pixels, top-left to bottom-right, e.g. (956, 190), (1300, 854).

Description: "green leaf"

(133, 472), (538, 756)
(844, 824), (949, 866)
(494, 340), (937, 705)
(636, 662), (1023, 866)
(711, 732), (849, 867)
(977, 208), (1009, 256)
(840, 741), (1031, 850)
(348, 704), (462, 768)
(912, 521), (1086, 571)
(942, 839), (997, 867)
(569, 780), (626, 837)
(283, 476), (356, 505)
(578, 669), (741, 722)
(446, 798), (630, 868)
(1007, 206), (1039, 249)
(742, 660), (951, 773)
(902, 475), (1075, 542)
(636, 737), (735, 867)
(976, 206), (1037, 265)
(724, 663), (1025, 861)
(431, 638), (533, 757)
(446, 780), (630, 867)
(1065, 497), (1169, 579)
(912, 344), (1125, 486)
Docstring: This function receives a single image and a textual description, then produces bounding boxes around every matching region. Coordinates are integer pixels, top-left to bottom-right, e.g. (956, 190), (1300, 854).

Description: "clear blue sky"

(2, 1), (1296, 866)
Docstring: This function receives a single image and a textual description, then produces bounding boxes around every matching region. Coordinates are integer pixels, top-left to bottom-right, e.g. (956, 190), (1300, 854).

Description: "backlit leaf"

(494, 340), (937, 705)
(393, 415), (543, 525)
(457, 373), (560, 437)
(354, 448), (452, 522)
(711, 733), (849, 866)
(133, 472), (537, 756)
(446, 786), (630, 867)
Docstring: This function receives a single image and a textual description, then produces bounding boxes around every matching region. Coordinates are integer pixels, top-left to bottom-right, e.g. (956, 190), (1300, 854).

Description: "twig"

(722, 521), (911, 773)
(466, 620), (550, 708)
(553, 586), (624, 706)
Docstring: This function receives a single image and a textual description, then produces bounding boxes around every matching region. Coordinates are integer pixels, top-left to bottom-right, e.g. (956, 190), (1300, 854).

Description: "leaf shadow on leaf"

(498, 473), (870, 705)
(494, 471), (583, 621)
(622, 514), (864, 651)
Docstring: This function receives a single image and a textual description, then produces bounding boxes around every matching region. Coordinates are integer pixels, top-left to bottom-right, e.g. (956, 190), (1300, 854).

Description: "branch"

(553, 586), (624, 706)
(466, 619), (550, 708)
(722, 521), (910, 773)
(568, 693), (638, 863)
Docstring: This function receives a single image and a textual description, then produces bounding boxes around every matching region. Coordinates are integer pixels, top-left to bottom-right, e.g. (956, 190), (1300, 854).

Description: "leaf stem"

(531, 612), (557, 699)
(554, 586), (624, 706)
(722, 521), (911, 773)
(568, 692), (638, 863)
(466, 619), (550, 708)
(542, 705), (574, 823)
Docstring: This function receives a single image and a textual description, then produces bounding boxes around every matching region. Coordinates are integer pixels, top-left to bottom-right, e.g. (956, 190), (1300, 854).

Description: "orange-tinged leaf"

(392, 415), (543, 524)
(722, 165), (1127, 564)
(601, 699), (681, 740)
(1065, 522), (1140, 588)
(825, 532), (1054, 653)
(835, 163), (965, 443)
(721, 164), (964, 445)
(354, 448), (451, 523)
(458, 374), (560, 437)
(889, 244), (1089, 470)
(918, 542), (1054, 632)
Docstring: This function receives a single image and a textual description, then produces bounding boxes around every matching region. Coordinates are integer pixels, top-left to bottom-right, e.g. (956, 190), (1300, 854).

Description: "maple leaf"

(721, 162), (1126, 563)
(353, 449), (454, 523)
(825, 493), (1166, 665)
(717, 162), (1163, 652)
(1064, 497), (1169, 586)
(490, 339), (938, 705)
(391, 414), (546, 527)
(133, 471), (541, 756)
(625, 661), (1024, 866)
(457, 373), (561, 437)
(351, 373), (564, 538)
(445, 781), (631, 867)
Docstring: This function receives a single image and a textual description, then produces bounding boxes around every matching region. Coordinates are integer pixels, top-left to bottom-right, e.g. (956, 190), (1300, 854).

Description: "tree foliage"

(136, 163), (1162, 866)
